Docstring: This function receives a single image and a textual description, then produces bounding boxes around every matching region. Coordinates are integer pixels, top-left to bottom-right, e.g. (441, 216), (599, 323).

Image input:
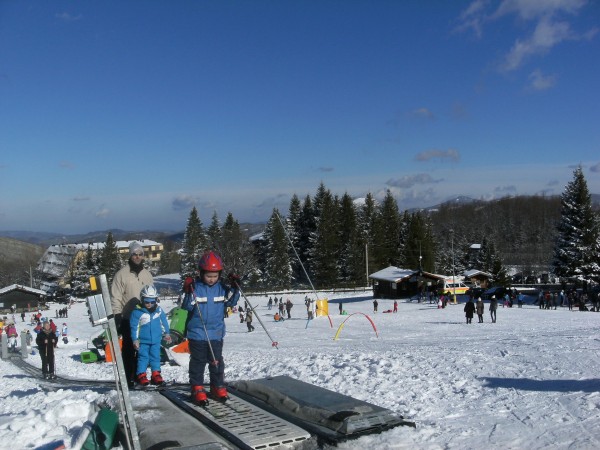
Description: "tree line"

(64, 167), (600, 294)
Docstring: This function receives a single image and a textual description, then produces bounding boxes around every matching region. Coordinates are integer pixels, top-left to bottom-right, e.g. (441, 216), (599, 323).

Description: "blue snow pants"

(136, 342), (161, 374)
(189, 339), (224, 387)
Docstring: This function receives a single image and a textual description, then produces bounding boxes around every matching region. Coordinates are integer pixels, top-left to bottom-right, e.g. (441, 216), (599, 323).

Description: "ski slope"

(1, 274), (600, 449)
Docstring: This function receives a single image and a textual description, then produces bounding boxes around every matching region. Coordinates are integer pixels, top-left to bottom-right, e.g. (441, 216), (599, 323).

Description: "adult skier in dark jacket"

(464, 299), (475, 324)
(475, 297), (485, 323)
(36, 321), (59, 379)
(489, 295), (498, 323)
(182, 251), (240, 405)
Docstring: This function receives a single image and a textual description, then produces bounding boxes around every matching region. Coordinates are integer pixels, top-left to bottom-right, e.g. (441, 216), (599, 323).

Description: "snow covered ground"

(2, 274), (600, 449)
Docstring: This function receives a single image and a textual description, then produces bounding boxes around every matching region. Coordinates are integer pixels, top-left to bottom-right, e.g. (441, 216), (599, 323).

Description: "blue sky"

(1, 1), (599, 234)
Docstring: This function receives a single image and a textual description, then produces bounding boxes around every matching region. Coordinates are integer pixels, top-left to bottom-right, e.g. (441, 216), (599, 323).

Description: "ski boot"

(136, 372), (150, 387)
(151, 370), (165, 386)
(191, 385), (208, 406)
(210, 385), (228, 403)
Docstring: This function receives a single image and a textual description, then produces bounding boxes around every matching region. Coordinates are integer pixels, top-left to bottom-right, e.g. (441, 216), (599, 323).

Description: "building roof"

(369, 266), (446, 283)
(463, 269), (493, 278)
(0, 284), (47, 296)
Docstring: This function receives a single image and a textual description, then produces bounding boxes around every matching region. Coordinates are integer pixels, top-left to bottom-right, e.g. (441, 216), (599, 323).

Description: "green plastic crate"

(80, 350), (99, 364)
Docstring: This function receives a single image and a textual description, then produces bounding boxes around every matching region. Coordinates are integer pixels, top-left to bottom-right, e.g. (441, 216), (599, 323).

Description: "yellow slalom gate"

(316, 299), (329, 316)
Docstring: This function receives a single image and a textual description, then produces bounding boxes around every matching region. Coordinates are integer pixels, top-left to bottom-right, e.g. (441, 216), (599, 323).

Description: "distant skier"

(130, 285), (171, 387)
(245, 310), (255, 332)
(285, 299), (293, 319)
(373, 299), (378, 313)
(339, 302), (343, 315)
(61, 323), (68, 344)
(393, 300), (398, 313)
(5, 322), (18, 352)
(489, 295), (498, 323)
(475, 298), (484, 323)
(464, 298), (475, 324)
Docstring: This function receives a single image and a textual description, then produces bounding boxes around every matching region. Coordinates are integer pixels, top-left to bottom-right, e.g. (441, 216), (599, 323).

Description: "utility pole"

(451, 230), (457, 304)
(365, 243), (369, 286)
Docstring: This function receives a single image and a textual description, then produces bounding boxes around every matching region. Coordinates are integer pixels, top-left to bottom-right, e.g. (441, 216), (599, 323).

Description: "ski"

(131, 380), (174, 391)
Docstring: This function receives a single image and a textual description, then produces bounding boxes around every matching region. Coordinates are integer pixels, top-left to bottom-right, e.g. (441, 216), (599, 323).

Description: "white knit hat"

(129, 241), (144, 257)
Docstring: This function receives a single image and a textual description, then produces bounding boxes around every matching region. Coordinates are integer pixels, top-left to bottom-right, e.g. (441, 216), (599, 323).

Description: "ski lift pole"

(275, 212), (321, 302)
(98, 274), (141, 450)
(233, 280), (279, 349)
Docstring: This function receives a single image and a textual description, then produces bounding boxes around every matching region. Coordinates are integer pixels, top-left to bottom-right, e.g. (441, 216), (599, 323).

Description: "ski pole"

(232, 280), (279, 349)
(192, 297), (219, 366)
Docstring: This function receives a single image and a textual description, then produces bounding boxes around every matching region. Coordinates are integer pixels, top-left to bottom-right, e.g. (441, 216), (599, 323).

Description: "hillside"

(0, 237), (45, 286)
(0, 237), (44, 263)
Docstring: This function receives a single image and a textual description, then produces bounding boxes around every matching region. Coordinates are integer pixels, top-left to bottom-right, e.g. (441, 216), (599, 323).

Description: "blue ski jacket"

(130, 304), (170, 345)
(182, 280), (239, 341)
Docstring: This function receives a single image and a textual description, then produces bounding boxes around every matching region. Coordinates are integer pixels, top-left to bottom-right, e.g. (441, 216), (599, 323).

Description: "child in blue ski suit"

(130, 285), (171, 386)
(182, 251), (239, 404)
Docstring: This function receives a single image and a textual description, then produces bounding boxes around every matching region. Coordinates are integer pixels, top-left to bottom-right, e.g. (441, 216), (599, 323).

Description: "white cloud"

(386, 173), (443, 189)
(410, 107), (436, 120)
(60, 161), (75, 169)
(95, 207), (110, 218)
(502, 16), (573, 71)
(415, 148), (460, 162)
(455, 0), (490, 37)
(55, 12), (83, 22)
(528, 69), (557, 90)
(457, 0), (596, 72)
(492, 0), (588, 21)
(494, 185), (517, 194)
(171, 195), (197, 211)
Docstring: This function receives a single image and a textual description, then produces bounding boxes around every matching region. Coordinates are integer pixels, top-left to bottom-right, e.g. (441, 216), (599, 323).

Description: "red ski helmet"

(198, 251), (223, 272)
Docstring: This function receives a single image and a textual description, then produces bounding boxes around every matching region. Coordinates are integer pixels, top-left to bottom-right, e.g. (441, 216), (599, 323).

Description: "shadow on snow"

(481, 377), (600, 393)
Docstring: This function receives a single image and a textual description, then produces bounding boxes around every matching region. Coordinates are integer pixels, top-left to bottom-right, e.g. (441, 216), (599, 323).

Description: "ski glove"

(183, 277), (195, 294)
(133, 340), (140, 350)
(228, 273), (241, 286)
(114, 313), (122, 330)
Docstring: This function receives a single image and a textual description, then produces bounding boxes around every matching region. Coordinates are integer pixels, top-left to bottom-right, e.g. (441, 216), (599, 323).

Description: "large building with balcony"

(36, 239), (163, 294)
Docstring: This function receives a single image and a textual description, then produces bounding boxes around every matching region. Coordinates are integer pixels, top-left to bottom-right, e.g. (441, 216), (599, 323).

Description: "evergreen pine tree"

(159, 241), (181, 275)
(70, 245), (99, 296)
(297, 194), (316, 284)
(337, 193), (363, 286)
(553, 167), (600, 284)
(357, 193), (377, 279)
(206, 211), (222, 251)
(220, 212), (256, 279)
(371, 190), (401, 270)
(180, 207), (207, 280)
(287, 194), (304, 283)
(403, 212), (433, 271)
(99, 232), (122, 283)
(262, 208), (292, 289)
(310, 190), (339, 288)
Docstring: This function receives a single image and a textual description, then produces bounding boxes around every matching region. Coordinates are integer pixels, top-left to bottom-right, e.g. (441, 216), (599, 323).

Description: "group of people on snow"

(110, 242), (240, 405)
(463, 296), (498, 323)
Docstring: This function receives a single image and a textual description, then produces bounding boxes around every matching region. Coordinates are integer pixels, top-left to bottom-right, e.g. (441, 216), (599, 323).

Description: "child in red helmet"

(182, 251), (240, 405)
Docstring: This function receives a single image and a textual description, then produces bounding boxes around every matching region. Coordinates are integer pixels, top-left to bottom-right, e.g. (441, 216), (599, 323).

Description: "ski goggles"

(142, 298), (157, 303)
